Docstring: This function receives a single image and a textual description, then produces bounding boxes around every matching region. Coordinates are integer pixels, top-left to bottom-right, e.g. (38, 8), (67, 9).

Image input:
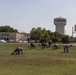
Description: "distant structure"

(54, 17), (67, 35)
(0, 32), (30, 42)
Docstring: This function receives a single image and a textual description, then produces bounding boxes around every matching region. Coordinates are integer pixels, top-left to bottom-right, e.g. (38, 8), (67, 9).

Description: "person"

(53, 44), (60, 50)
(11, 47), (23, 55)
(28, 43), (36, 49)
(48, 40), (53, 47)
(64, 44), (72, 53)
(41, 42), (48, 49)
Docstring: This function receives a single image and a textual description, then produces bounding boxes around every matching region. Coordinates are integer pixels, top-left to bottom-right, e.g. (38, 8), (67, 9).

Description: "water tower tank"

(54, 17), (67, 35)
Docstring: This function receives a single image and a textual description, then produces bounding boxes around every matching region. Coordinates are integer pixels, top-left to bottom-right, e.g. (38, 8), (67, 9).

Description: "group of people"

(53, 44), (72, 53)
(11, 41), (72, 55)
(28, 41), (53, 49)
(27, 41), (72, 52)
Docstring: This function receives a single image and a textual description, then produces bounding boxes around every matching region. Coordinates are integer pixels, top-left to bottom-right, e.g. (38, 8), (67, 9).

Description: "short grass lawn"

(0, 43), (76, 75)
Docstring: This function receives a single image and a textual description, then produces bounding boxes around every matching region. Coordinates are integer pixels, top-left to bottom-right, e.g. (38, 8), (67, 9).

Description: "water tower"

(54, 17), (67, 35)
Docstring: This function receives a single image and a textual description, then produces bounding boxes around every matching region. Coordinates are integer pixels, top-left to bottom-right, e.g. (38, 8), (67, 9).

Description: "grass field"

(0, 43), (76, 75)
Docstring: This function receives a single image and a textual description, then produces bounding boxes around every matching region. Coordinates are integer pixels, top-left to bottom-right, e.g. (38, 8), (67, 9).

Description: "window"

(1, 34), (3, 36)
(1, 37), (3, 39)
(7, 34), (9, 36)
(56, 19), (66, 22)
(4, 34), (6, 36)
(4, 38), (6, 40)
(7, 38), (9, 40)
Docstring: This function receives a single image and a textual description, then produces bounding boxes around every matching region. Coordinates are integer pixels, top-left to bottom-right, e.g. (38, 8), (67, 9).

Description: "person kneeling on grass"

(11, 47), (23, 55)
(53, 44), (60, 50)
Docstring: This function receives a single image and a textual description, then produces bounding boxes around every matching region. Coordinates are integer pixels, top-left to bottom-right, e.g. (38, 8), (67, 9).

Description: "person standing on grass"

(48, 40), (53, 47)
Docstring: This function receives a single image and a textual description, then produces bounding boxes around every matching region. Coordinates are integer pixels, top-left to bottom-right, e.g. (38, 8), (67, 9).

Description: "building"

(54, 17), (67, 35)
(0, 32), (30, 42)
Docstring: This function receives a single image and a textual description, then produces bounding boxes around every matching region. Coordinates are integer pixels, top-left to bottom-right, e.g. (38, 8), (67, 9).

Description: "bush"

(52, 37), (59, 43)
(40, 36), (48, 43)
(61, 35), (70, 43)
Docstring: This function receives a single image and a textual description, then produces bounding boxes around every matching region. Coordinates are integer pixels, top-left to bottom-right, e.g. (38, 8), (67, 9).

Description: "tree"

(30, 27), (69, 43)
(30, 27), (51, 42)
(30, 30), (42, 41)
(40, 33), (50, 43)
(61, 35), (70, 43)
(30, 27), (42, 41)
(50, 32), (63, 43)
(51, 36), (59, 43)
(40, 36), (47, 43)
(0, 25), (18, 32)
(47, 30), (51, 36)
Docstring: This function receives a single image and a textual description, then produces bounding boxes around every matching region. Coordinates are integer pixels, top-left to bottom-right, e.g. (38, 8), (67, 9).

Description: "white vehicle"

(23, 41), (28, 43)
(0, 40), (7, 43)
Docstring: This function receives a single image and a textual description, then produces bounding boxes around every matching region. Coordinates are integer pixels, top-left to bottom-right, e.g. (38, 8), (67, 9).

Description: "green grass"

(0, 43), (76, 75)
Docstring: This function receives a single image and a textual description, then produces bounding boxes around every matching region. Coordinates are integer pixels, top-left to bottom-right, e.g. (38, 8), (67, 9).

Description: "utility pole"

(72, 25), (76, 45)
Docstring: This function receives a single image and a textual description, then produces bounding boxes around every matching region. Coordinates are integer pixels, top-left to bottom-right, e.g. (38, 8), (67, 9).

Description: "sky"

(0, 0), (76, 36)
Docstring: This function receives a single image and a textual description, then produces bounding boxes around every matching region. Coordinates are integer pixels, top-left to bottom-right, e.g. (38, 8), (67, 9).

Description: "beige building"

(0, 32), (29, 42)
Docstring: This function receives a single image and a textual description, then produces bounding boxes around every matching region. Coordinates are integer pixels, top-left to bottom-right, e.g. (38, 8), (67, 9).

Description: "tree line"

(0, 25), (18, 32)
(30, 27), (71, 43)
(0, 26), (73, 43)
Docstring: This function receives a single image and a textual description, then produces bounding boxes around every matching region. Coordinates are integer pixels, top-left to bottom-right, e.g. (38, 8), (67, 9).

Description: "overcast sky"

(0, 0), (76, 36)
